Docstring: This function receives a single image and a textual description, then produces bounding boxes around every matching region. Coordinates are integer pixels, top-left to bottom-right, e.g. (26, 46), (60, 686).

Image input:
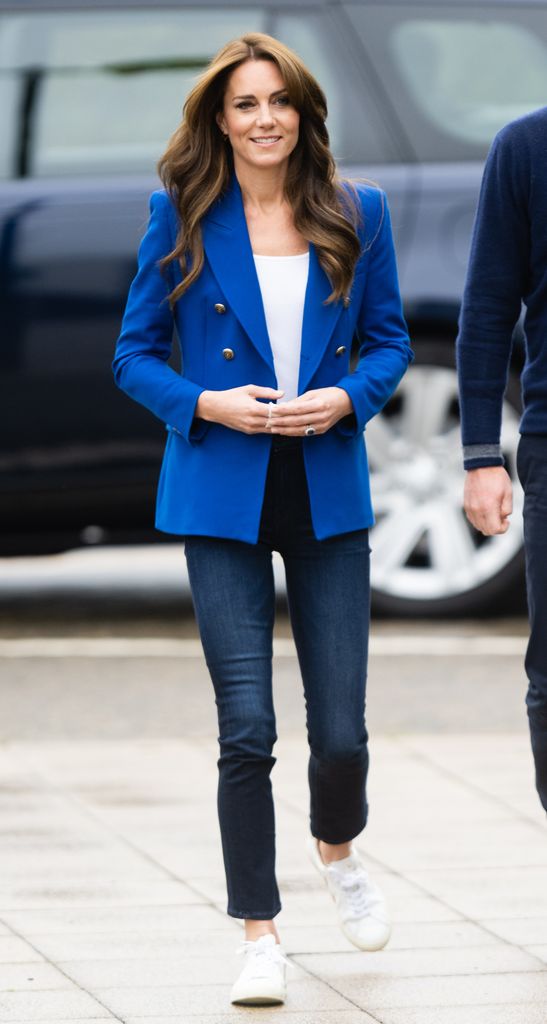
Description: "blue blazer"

(112, 174), (413, 541)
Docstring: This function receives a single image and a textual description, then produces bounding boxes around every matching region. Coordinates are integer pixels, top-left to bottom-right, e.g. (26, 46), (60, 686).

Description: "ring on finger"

(304, 424), (316, 436)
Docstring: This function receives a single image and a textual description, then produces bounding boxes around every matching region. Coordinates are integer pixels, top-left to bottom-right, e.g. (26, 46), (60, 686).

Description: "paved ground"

(0, 730), (546, 1023)
(0, 546), (546, 1022)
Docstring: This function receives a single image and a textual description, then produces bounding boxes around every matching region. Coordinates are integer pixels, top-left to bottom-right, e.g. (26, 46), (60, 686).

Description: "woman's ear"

(216, 111), (227, 136)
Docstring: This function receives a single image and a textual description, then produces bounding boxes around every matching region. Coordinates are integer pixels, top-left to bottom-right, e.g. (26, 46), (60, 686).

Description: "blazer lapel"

(298, 242), (344, 395)
(201, 175), (275, 376)
(202, 172), (345, 393)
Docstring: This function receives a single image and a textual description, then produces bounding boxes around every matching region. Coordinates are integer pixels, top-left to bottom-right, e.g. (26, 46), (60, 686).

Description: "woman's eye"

(235, 96), (290, 110)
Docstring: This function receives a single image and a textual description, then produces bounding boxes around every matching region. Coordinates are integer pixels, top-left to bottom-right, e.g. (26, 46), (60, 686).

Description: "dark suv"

(2, 0), (546, 614)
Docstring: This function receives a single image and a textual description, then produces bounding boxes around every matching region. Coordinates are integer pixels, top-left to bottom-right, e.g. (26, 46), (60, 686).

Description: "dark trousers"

(183, 435), (371, 919)
(516, 434), (547, 813)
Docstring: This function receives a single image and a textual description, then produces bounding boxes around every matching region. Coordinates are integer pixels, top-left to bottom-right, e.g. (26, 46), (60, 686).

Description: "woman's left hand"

(267, 386), (354, 435)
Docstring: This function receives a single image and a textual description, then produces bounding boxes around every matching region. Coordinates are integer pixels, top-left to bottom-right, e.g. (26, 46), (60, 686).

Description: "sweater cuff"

(463, 443), (504, 471)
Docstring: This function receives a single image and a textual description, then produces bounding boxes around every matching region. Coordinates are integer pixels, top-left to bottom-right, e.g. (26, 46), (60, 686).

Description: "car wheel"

(367, 340), (525, 617)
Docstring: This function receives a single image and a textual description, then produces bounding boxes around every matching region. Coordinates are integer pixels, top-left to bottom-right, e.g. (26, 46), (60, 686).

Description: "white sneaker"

(230, 932), (293, 1005)
(306, 834), (391, 951)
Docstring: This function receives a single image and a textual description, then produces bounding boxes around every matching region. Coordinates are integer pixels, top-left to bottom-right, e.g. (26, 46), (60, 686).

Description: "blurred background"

(2, 0), (547, 641)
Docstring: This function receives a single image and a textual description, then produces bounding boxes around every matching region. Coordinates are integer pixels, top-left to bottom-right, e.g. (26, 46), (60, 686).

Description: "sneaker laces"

(235, 937), (294, 970)
(329, 863), (382, 919)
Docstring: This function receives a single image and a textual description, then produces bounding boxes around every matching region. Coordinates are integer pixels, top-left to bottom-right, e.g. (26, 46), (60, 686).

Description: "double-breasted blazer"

(112, 173), (413, 541)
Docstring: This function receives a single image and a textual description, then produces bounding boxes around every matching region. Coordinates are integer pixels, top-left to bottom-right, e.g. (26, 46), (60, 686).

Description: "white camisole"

(253, 250), (309, 402)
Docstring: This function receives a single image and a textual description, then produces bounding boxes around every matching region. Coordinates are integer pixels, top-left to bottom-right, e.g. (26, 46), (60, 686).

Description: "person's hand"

(463, 466), (513, 535)
(265, 387), (354, 435)
(196, 385), (284, 433)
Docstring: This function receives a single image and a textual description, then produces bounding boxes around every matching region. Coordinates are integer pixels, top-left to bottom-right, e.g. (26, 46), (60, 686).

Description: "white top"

(253, 250), (309, 402)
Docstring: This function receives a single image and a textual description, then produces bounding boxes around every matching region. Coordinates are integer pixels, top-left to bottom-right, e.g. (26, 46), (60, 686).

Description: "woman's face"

(217, 59), (300, 174)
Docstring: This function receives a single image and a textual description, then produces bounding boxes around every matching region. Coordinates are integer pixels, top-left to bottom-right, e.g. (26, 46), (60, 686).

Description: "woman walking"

(112, 32), (412, 1007)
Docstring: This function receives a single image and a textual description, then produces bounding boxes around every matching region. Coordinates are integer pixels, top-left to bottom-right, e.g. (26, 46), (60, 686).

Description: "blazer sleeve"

(111, 190), (207, 445)
(335, 188), (414, 438)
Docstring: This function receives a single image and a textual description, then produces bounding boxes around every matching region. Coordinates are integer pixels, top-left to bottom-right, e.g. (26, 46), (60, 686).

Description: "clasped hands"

(263, 386), (354, 435)
(196, 384), (353, 436)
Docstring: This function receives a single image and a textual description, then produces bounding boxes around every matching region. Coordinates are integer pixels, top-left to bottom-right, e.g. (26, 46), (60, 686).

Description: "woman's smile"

(250, 135), (282, 146)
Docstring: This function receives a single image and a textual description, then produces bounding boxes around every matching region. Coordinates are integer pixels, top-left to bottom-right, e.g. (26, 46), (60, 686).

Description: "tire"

(368, 340), (525, 618)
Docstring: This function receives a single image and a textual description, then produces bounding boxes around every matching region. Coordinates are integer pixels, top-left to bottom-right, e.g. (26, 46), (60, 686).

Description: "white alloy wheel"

(367, 352), (524, 616)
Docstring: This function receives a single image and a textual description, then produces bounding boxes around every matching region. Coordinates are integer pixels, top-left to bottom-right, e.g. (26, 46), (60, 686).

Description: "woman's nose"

(256, 104), (275, 127)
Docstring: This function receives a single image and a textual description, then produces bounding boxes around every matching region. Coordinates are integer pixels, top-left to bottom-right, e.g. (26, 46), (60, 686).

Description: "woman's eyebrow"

(232, 89), (287, 101)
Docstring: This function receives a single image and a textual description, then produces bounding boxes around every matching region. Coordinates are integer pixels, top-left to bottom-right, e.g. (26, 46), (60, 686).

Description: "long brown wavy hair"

(158, 32), (365, 306)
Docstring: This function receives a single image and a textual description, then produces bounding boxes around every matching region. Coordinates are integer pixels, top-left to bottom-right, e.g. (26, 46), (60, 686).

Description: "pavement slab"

(0, 935), (46, 963)
(528, 945), (547, 963)
(0, 989), (113, 1021)
(56, 954), (312, 988)
(345, 970), (547, 1009)
(14, 927), (243, 962)
(481, 918), (547, 945)
(371, 1008), (547, 1024)
(92, 978), (357, 1015)
(278, 920), (502, 953)
(122, 1015), (378, 1024)
(400, 866), (547, 920)
(0, 904), (232, 935)
(0, 731), (545, 1021)
(0, 961), (76, 991)
(293, 944), (543, 979)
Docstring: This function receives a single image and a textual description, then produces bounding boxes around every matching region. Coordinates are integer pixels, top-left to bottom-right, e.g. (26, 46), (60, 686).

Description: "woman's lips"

(250, 136), (282, 146)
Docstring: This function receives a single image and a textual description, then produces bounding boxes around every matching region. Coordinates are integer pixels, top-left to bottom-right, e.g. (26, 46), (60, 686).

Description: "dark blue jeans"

(516, 434), (547, 813)
(184, 435), (371, 919)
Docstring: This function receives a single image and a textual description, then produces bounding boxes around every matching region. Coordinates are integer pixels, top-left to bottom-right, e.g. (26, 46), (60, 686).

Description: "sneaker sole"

(231, 994), (285, 1005)
(231, 982), (286, 1006)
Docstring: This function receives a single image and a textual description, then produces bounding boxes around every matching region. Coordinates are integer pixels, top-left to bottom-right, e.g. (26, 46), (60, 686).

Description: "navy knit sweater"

(456, 105), (547, 470)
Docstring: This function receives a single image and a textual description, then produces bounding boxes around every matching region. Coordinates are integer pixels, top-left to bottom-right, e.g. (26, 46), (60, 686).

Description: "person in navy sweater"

(457, 105), (547, 815)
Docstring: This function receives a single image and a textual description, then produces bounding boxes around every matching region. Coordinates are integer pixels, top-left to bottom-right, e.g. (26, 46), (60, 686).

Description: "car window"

(0, 5), (395, 179)
(0, 76), (18, 177)
(274, 12), (396, 164)
(0, 9), (269, 178)
(345, 4), (547, 161)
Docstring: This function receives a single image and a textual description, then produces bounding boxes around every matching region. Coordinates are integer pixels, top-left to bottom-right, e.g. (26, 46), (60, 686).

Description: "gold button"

(214, 302), (226, 314)
(222, 348), (235, 360)
(335, 345), (347, 357)
(343, 295), (351, 308)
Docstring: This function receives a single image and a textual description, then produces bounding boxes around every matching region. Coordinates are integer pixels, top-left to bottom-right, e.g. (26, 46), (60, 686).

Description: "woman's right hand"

(195, 385), (285, 434)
